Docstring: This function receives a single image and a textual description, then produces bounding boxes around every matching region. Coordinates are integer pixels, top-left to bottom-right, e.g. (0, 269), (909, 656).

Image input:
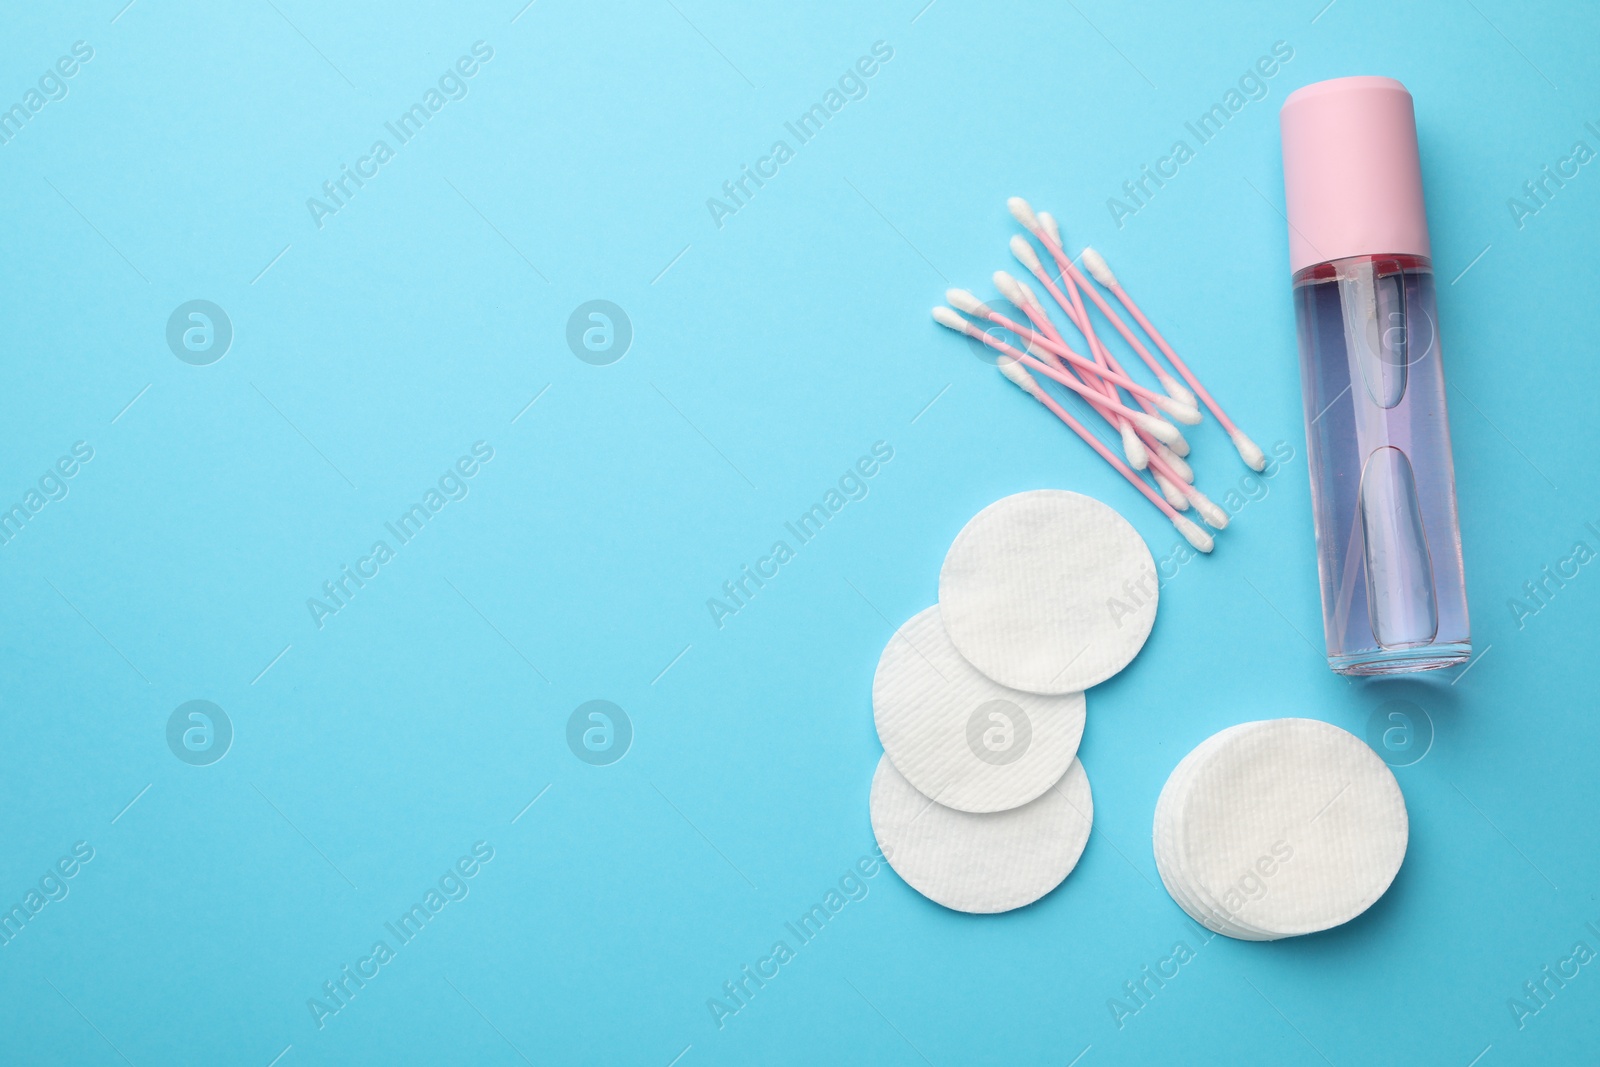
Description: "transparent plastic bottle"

(1281, 78), (1469, 674)
(1293, 254), (1469, 672)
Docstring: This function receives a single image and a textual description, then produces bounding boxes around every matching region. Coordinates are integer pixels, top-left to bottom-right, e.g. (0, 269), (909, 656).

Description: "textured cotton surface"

(1154, 724), (1275, 939)
(873, 605), (1086, 813)
(938, 490), (1157, 694)
(1153, 719), (1409, 940)
(871, 755), (1093, 914)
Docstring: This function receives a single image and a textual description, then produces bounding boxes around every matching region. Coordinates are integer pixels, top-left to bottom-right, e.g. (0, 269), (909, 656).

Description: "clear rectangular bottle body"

(1292, 253), (1470, 674)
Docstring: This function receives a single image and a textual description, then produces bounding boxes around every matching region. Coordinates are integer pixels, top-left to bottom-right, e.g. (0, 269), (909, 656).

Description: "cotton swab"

(936, 301), (1227, 531)
(1007, 198), (1198, 409)
(980, 279), (1149, 471)
(1124, 423), (1227, 527)
(1081, 247), (1267, 471)
(1014, 335), (1151, 470)
(963, 279), (1188, 420)
(1014, 333), (1225, 529)
(997, 248), (1148, 463)
(1009, 279), (1158, 470)
(949, 286), (1201, 424)
(992, 275), (1196, 428)
(1009, 232), (1199, 455)
(1153, 442), (1193, 483)
(933, 308), (1188, 448)
(944, 294), (1228, 529)
(1007, 235), (1121, 401)
(1009, 280), (1219, 500)
(961, 338), (1188, 452)
(978, 276), (1197, 469)
(1004, 243), (1196, 447)
(1153, 472), (1188, 510)
(1160, 465), (1229, 528)
(1036, 210), (1064, 250)
(993, 356), (1214, 553)
(1016, 200), (1262, 476)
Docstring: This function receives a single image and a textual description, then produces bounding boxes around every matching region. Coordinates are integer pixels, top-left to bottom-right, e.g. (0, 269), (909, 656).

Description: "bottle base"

(1328, 640), (1471, 676)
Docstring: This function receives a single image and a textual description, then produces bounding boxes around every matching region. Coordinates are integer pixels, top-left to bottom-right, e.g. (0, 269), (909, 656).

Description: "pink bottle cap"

(1279, 76), (1431, 275)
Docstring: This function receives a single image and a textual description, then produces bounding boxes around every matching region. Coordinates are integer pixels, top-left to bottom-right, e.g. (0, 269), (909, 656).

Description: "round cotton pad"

(1153, 723), (1275, 939)
(870, 755), (1092, 914)
(873, 606), (1086, 814)
(1159, 719), (1408, 940)
(938, 490), (1157, 694)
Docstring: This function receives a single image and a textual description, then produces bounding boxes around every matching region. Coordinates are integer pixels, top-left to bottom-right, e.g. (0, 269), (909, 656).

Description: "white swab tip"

(1006, 196), (1039, 230)
(945, 288), (990, 316)
(1008, 234), (1043, 272)
(1132, 413), (1182, 448)
(1154, 472), (1187, 510)
(1232, 431), (1267, 471)
(1164, 431), (1191, 458)
(991, 270), (1025, 305)
(1158, 372), (1198, 409)
(1120, 424), (1149, 470)
(996, 356), (1045, 399)
(1037, 211), (1062, 246)
(932, 306), (972, 332)
(1192, 491), (1230, 530)
(1172, 514), (1214, 553)
(1081, 247), (1117, 289)
(1156, 447), (1193, 483)
(1013, 278), (1042, 310)
(1153, 395), (1204, 425)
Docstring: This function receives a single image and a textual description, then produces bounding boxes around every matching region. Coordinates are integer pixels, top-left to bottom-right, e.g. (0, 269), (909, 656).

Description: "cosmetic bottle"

(1279, 76), (1469, 674)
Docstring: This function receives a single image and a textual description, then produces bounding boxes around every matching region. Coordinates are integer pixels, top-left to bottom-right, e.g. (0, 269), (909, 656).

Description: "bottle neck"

(1294, 253), (1432, 287)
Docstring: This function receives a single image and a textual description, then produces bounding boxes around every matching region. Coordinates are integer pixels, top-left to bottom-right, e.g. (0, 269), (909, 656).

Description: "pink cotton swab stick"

(975, 279), (1201, 485)
(1012, 225), (1201, 466)
(999, 211), (1201, 476)
(1005, 243), (1196, 465)
(1011, 322), (1197, 513)
(1008, 329), (1221, 524)
(934, 300), (1223, 529)
(1011, 225), (1120, 403)
(1007, 198), (1198, 409)
(1021, 203), (1265, 476)
(1021, 199), (1267, 474)
(969, 279), (1149, 470)
(932, 308), (1188, 448)
(1022, 325), (1152, 473)
(999, 295), (1219, 523)
(1017, 332), (1200, 510)
(981, 284), (1221, 522)
(1081, 247), (1267, 471)
(999, 278), (1203, 498)
(1147, 449), (1229, 528)
(949, 319), (1190, 451)
(992, 356), (1214, 552)
(989, 271), (1152, 468)
(1016, 199), (1196, 410)
(944, 289), (1201, 424)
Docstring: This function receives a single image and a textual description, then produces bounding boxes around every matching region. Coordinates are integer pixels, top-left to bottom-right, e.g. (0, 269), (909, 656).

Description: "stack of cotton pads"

(1153, 719), (1408, 939)
(869, 489), (1158, 913)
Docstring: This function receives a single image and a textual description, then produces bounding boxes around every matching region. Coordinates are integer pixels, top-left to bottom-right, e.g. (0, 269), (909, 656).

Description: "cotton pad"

(1153, 719), (1408, 940)
(873, 606), (1086, 814)
(1155, 725), (1301, 940)
(938, 489), (1157, 694)
(1154, 724), (1275, 939)
(870, 754), (1092, 914)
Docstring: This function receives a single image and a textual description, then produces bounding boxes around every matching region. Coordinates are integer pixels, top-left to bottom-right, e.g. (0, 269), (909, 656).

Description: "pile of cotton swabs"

(933, 197), (1265, 554)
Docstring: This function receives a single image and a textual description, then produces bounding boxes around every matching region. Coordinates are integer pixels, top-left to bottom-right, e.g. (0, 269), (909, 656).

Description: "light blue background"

(2, 1), (1597, 1063)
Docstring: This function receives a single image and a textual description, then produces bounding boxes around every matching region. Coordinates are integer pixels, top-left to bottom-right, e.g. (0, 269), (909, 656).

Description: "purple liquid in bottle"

(1293, 254), (1469, 673)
